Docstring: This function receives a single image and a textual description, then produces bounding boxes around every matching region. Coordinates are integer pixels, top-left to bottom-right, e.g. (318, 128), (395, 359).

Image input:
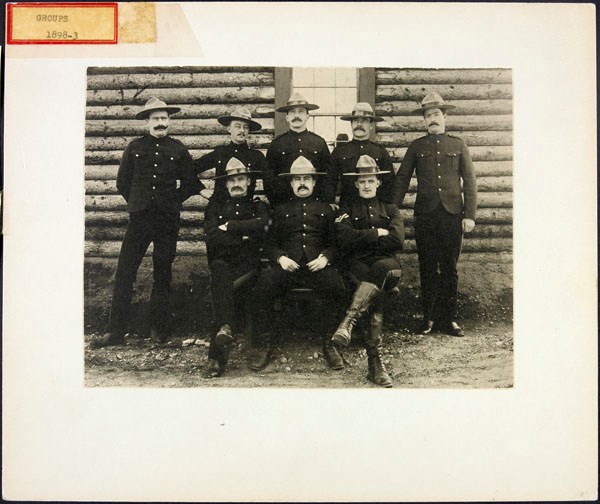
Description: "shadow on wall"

(84, 255), (513, 337)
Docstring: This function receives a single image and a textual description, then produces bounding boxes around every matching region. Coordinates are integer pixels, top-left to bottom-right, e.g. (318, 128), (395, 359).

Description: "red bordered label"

(7, 2), (118, 44)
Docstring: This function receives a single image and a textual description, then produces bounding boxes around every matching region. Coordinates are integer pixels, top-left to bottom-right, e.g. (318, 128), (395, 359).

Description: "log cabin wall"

(85, 66), (276, 258)
(374, 68), (513, 257)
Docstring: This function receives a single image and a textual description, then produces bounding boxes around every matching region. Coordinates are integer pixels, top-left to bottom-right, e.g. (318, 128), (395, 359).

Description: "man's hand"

(307, 254), (329, 272)
(278, 256), (300, 272)
(218, 222), (228, 232)
(377, 228), (390, 237)
(462, 218), (475, 233)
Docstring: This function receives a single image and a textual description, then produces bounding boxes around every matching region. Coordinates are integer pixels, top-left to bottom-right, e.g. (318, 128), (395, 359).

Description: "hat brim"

(278, 171), (326, 177)
(276, 103), (320, 113)
(217, 116), (262, 132)
(343, 170), (391, 176)
(212, 170), (261, 180)
(135, 106), (181, 120)
(340, 115), (384, 122)
(410, 104), (456, 116)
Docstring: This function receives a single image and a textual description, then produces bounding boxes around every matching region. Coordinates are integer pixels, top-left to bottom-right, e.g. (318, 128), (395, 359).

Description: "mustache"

(154, 125), (168, 130)
(428, 122), (439, 127)
(297, 185), (309, 190)
(291, 118), (303, 122)
(230, 186), (244, 191)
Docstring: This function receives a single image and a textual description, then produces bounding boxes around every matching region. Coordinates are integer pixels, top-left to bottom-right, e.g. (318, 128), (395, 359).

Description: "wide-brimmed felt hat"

(277, 156), (326, 177)
(343, 155), (390, 176)
(135, 96), (181, 119)
(217, 106), (262, 132)
(212, 157), (261, 180)
(276, 92), (320, 113)
(411, 92), (456, 115)
(340, 102), (383, 122)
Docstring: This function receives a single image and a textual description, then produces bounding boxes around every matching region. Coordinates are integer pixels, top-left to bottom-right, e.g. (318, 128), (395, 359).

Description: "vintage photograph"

(83, 66), (513, 388)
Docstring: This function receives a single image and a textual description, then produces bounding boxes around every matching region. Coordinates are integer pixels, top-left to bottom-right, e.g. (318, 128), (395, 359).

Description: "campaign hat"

(340, 102), (383, 122)
(277, 156), (326, 177)
(212, 157), (261, 180)
(135, 96), (181, 119)
(276, 92), (319, 113)
(342, 155), (390, 176)
(217, 106), (262, 132)
(410, 92), (456, 115)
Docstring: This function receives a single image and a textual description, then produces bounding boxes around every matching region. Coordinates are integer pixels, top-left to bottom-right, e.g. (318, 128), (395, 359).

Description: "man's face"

(423, 108), (446, 134)
(228, 119), (250, 145)
(290, 174), (315, 198)
(354, 174), (380, 198)
(286, 107), (309, 132)
(147, 110), (170, 138)
(351, 117), (373, 141)
(226, 174), (250, 197)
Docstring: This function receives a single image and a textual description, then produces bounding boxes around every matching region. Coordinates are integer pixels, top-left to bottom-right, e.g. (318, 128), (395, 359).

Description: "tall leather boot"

(322, 336), (344, 370)
(365, 312), (392, 388)
(332, 282), (380, 347)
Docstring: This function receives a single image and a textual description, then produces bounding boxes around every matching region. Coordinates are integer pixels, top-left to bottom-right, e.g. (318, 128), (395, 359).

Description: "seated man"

(249, 156), (346, 372)
(332, 155), (405, 387)
(203, 157), (269, 378)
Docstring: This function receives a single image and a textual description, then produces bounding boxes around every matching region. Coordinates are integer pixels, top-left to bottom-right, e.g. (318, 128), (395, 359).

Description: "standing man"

(204, 157), (270, 378)
(194, 106), (266, 206)
(394, 92), (477, 337)
(91, 97), (201, 348)
(263, 92), (333, 205)
(324, 102), (396, 208)
(249, 156), (346, 372)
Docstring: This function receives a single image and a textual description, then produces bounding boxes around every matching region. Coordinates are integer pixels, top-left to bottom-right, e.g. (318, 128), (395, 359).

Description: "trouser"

(349, 256), (402, 289)
(252, 265), (346, 338)
(209, 259), (258, 329)
(109, 206), (180, 335)
(414, 203), (463, 324)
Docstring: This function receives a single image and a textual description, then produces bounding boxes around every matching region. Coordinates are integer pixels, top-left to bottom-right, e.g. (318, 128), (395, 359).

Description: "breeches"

(110, 207), (180, 333)
(349, 256), (402, 289)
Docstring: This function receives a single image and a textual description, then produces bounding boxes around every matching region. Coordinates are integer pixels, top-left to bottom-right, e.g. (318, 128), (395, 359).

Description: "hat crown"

(287, 92), (309, 106)
(421, 92), (446, 107)
(355, 155), (379, 174)
(229, 106), (253, 122)
(224, 157), (249, 175)
(351, 102), (376, 116)
(289, 155), (315, 174)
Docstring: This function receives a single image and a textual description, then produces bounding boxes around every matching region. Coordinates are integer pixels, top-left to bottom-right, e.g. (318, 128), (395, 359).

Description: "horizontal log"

(391, 160), (512, 177)
(378, 115), (513, 132)
(85, 240), (207, 257)
(86, 194), (208, 211)
(406, 176), (512, 193)
(377, 131), (512, 147)
(375, 68), (512, 85)
(86, 210), (204, 226)
(87, 72), (274, 90)
(86, 118), (274, 136)
(87, 66), (274, 75)
(86, 223), (511, 242)
(376, 99), (513, 116)
(87, 87), (275, 106)
(84, 237), (511, 257)
(377, 84), (512, 101)
(85, 134), (273, 151)
(389, 146), (513, 162)
(85, 178), (267, 195)
(86, 103), (276, 120)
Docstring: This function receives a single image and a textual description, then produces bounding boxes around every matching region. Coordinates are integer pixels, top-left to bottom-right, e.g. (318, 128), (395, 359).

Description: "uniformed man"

(90, 97), (201, 348)
(394, 92), (477, 337)
(323, 102), (396, 207)
(203, 157), (270, 378)
(333, 155), (405, 387)
(263, 92), (333, 205)
(249, 156), (346, 371)
(194, 106), (266, 206)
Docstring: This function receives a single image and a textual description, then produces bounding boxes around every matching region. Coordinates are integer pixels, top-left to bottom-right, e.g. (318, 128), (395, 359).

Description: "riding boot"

(332, 282), (380, 347)
(322, 336), (344, 370)
(249, 332), (273, 371)
(365, 312), (392, 388)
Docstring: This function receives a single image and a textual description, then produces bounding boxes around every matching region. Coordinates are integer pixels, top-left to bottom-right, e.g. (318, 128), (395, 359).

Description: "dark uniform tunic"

(336, 198), (404, 288)
(194, 141), (266, 206)
(264, 130), (333, 205)
(252, 195), (346, 336)
(204, 195), (269, 359)
(325, 139), (397, 207)
(111, 134), (200, 335)
(394, 133), (477, 324)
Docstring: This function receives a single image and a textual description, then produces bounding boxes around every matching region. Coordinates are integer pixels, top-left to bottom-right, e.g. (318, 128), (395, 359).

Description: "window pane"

(314, 116), (336, 143)
(335, 87), (358, 113)
(335, 118), (354, 140)
(314, 87), (336, 114)
(314, 68), (335, 87)
(336, 68), (357, 87)
(293, 67), (314, 87)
